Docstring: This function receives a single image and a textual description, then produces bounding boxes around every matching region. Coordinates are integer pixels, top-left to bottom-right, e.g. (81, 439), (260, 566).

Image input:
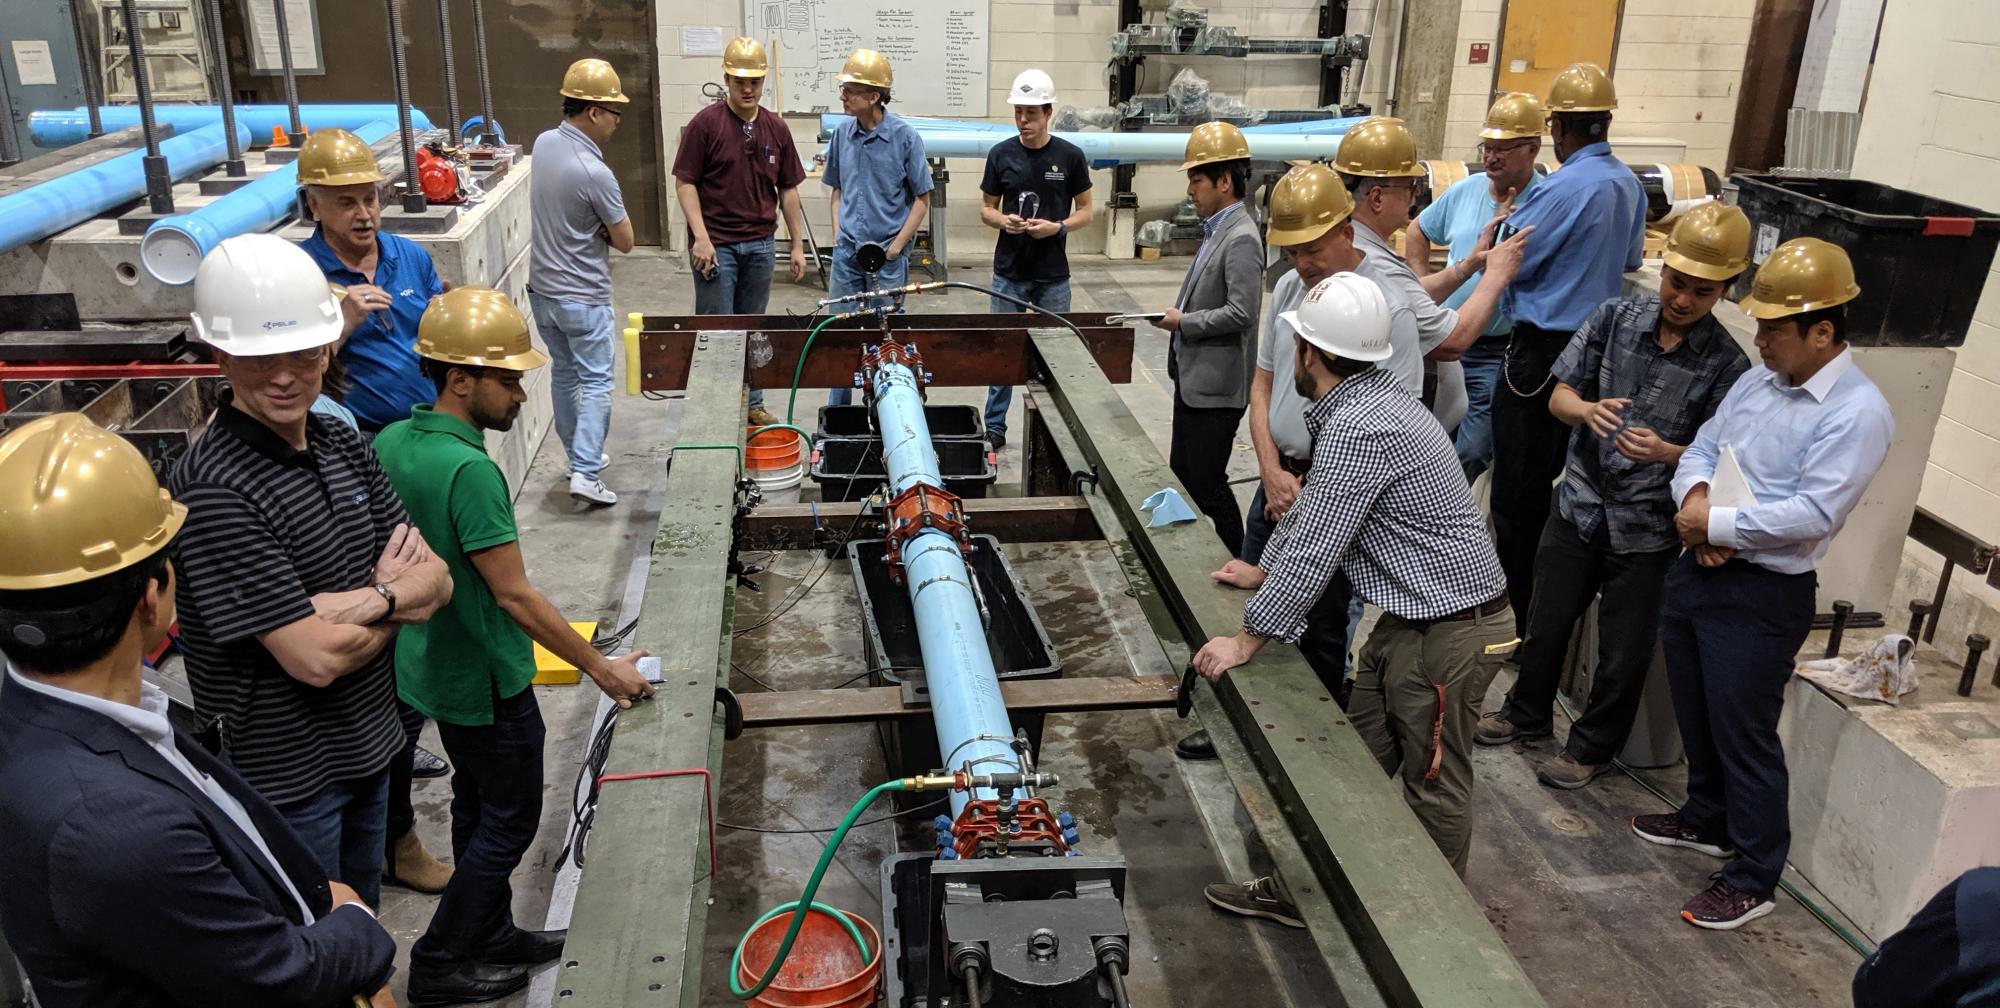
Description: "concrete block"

(1929, 415), (2000, 488)
(1955, 319), (2000, 384)
(1614, 41), (1748, 72)
(1916, 464), (2000, 545)
(1617, 12), (1752, 45)
(1943, 370), (2000, 440)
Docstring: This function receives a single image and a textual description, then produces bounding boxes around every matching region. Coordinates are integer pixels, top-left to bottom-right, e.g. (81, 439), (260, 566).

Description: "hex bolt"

(1825, 600), (1854, 659)
(1907, 598), (1932, 641)
(1957, 634), (1989, 698)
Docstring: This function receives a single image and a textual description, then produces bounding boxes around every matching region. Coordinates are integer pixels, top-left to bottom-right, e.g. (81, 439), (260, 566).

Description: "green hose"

(729, 779), (903, 1000)
(786, 315), (842, 426)
(748, 423), (815, 452)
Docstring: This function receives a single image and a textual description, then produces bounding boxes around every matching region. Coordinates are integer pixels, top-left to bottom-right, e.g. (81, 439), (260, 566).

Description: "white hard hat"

(1008, 69), (1057, 106)
(190, 234), (345, 356)
(1279, 273), (1392, 362)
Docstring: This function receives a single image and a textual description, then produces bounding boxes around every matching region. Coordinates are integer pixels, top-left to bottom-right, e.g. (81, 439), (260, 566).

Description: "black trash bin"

(809, 437), (998, 502)
(815, 404), (984, 441)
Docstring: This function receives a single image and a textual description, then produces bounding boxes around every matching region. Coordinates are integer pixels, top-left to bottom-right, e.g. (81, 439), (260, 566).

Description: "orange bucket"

(747, 425), (802, 472)
(736, 907), (882, 1008)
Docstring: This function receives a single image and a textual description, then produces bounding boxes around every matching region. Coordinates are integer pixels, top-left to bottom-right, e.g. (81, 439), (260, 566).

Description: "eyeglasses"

(595, 104), (623, 120)
(742, 119), (757, 154)
(1477, 139), (1536, 158)
(235, 347), (327, 372)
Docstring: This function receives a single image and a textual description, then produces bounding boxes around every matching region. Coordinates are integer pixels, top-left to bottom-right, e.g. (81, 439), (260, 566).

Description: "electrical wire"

(731, 440), (879, 638)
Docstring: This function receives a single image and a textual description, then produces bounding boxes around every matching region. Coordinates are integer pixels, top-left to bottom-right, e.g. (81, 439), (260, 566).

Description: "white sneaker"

(568, 473), (618, 506)
(566, 453), (611, 479)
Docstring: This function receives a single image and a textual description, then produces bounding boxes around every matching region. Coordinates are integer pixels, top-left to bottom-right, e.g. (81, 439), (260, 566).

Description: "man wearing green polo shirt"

(372, 286), (655, 1005)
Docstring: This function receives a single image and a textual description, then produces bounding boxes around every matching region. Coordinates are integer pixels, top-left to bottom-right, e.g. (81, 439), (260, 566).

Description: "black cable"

(729, 660), (777, 694)
(718, 795), (948, 834)
(732, 441), (879, 638)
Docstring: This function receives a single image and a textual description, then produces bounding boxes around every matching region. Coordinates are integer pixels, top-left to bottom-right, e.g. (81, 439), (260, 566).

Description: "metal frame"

(559, 320), (1546, 1007)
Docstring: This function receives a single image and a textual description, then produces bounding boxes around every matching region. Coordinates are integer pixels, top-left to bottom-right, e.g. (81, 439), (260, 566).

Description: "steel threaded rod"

(118, 0), (174, 213)
(271, 0), (304, 145)
(468, 0), (494, 142)
(384, 0), (427, 213)
(204, 0), (245, 174)
(69, 0), (106, 137)
(435, 0), (463, 139)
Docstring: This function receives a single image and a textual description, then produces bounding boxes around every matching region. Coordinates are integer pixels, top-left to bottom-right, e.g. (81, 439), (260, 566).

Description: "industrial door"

(1493, 0), (1623, 100)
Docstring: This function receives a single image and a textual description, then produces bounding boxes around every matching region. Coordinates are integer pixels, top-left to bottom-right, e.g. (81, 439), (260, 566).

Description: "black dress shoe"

(1175, 730), (1217, 760)
(406, 961), (529, 1007)
(482, 927), (566, 967)
(411, 745), (450, 779)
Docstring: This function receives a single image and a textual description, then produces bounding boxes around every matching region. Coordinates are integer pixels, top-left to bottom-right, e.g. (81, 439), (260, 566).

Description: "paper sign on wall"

(683, 26), (726, 56)
(11, 40), (58, 87)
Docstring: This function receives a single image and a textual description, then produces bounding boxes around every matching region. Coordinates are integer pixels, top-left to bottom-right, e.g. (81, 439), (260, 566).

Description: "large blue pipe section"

(140, 119), (398, 285)
(31, 104), (434, 148)
(870, 356), (1020, 817)
(0, 122), (248, 254)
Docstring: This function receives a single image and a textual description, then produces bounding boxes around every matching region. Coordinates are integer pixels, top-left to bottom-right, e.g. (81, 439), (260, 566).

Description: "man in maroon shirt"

(672, 35), (808, 426)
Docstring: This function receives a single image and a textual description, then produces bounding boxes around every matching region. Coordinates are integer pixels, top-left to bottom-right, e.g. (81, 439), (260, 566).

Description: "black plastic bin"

(846, 535), (1061, 796)
(816, 404), (984, 441)
(809, 436), (998, 502)
(1731, 174), (2000, 346)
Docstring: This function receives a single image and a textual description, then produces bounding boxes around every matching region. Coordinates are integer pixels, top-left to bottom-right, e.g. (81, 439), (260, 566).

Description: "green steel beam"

(1030, 329), (1546, 1008)
(559, 331), (746, 1007)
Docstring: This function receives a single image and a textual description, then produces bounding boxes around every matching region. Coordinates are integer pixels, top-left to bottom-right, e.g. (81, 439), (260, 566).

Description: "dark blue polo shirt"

(298, 227), (446, 430)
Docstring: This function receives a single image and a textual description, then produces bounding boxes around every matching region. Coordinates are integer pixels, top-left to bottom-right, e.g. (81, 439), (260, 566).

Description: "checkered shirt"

(1550, 295), (1751, 553)
(1244, 367), (1506, 640)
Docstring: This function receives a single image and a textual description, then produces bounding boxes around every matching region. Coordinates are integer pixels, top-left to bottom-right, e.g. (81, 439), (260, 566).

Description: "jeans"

(694, 236), (777, 408)
(411, 686), (548, 970)
(1660, 554), (1815, 895)
(1489, 326), (1573, 636)
(529, 293), (615, 479)
(1454, 338), (1506, 483)
(1500, 511), (1678, 764)
(1169, 395), (1246, 556)
(1242, 483), (1350, 699)
(984, 274), (1071, 437)
(275, 768), (392, 908)
(825, 242), (910, 407)
(383, 700), (427, 849)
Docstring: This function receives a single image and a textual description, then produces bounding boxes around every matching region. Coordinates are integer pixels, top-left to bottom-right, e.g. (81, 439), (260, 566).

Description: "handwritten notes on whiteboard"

(745, 0), (989, 116)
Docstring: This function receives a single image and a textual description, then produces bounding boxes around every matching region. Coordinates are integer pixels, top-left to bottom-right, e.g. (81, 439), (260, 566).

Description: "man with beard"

(371, 287), (655, 1005)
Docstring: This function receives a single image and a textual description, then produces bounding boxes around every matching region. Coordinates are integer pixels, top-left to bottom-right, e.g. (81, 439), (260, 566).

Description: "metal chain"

(1500, 337), (1555, 398)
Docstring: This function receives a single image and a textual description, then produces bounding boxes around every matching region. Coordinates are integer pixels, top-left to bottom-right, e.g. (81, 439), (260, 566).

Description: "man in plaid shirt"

(1194, 273), (1516, 922)
(1476, 203), (1752, 790)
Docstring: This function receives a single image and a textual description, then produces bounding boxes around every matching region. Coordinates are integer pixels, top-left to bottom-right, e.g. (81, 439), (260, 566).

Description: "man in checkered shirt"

(1195, 273), (1516, 925)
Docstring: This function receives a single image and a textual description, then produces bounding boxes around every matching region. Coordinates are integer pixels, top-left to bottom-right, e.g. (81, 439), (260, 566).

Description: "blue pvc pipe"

(140, 119), (397, 285)
(0, 122), (248, 254)
(819, 113), (1364, 140)
(870, 355), (1019, 817)
(30, 104), (434, 148)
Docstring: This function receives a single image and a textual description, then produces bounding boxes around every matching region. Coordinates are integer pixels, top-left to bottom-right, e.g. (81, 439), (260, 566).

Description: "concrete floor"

(368, 249), (1862, 1007)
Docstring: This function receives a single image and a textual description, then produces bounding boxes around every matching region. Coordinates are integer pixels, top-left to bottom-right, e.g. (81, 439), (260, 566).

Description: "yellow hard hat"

(1266, 164), (1354, 246)
(1335, 116), (1421, 177)
(1180, 120), (1251, 171)
(295, 128), (385, 187)
(416, 287), (551, 372)
(723, 37), (768, 79)
(1738, 237), (1861, 319)
(1547, 62), (1616, 112)
(1662, 201), (1752, 282)
(838, 49), (893, 90)
(1479, 92), (1548, 140)
(560, 58), (629, 104)
(0, 414), (186, 591)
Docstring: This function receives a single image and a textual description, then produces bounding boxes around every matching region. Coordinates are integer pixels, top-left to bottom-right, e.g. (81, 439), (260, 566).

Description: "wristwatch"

(1056, 221), (1068, 237)
(372, 583), (397, 621)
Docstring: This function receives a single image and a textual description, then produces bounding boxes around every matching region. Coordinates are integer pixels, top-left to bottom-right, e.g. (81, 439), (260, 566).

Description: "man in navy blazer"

(0, 413), (396, 1007)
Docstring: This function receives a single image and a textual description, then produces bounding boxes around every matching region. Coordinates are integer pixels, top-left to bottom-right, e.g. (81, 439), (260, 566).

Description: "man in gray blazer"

(1157, 121), (1264, 554)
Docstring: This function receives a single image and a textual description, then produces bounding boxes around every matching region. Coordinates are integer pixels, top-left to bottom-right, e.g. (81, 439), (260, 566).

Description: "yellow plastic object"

(623, 327), (641, 396)
(532, 621), (598, 685)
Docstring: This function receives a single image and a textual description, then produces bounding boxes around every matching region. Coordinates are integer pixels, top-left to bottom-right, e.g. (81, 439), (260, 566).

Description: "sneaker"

(1631, 812), (1733, 858)
(747, 406), (780, 428)
(565, 453), (611, 479)
(1681, 874), (1775, 930)
(568, 473), (618, 506)
(1475, 712), (1549, 746)
(1203, 876), (1304, 928)
(411, 744), (449, 779)
(1536, 752), (1610, 790)
(984, 430), (1006, 451)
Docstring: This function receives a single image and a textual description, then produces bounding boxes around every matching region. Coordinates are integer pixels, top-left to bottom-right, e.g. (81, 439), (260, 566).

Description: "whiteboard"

(742, 0), (989, 117)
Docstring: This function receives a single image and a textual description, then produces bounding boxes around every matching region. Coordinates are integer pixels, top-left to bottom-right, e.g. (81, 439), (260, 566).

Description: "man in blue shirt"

(1853, 868), (2000, 1007)
(1488, 63), (1646, 636)
(1406, 93), (1544, 482)
(823, 48), (933, 407)
(1634, 237), (1892, 931)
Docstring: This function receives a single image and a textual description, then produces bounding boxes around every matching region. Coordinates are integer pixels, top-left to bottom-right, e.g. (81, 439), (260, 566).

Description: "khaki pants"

(1348, 604), (1516, 876)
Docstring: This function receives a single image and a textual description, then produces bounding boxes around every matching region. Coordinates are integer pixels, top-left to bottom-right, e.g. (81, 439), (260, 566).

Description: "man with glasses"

(1404, 94), (1545, 482)
(168, 235), (453, 918)
(530, 58), (634, 505)
(823, 48), (933, 407)
(672, 37), (807, 428)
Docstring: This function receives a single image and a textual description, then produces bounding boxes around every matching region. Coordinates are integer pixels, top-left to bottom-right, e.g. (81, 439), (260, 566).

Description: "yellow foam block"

(532, 621), (598, 685)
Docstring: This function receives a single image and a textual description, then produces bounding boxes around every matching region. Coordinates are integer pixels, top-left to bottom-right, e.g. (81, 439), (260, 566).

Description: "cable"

(731, 441), (879, 638)
(719, 795), (948, 834)
(728, 661), (776, 694)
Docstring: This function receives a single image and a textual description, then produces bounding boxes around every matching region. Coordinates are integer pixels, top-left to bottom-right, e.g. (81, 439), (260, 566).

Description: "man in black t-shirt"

(979, 68), (1094, 450)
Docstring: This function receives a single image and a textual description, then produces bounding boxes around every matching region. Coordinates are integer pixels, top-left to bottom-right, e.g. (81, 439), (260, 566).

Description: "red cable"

(596, 768), (718, 876)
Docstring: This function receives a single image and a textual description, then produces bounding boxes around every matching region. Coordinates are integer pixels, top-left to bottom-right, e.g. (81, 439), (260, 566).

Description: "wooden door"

(1493, 0), (1623, 101)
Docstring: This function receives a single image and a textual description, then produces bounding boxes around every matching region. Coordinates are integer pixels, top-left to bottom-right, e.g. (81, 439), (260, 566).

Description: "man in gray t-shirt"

(529, 58), (633, 506)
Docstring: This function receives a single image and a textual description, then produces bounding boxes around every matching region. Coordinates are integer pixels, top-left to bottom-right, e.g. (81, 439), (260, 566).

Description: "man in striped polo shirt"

(169, 235), (452, 908)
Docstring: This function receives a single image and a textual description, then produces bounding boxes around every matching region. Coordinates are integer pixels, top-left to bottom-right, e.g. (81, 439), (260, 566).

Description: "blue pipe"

(819, 113), (1364, 140)
(870, 354), (1019, 817)
(0, 122), (247, 254)
(140, 119), (397, 285)
(31, 104), (434, 148)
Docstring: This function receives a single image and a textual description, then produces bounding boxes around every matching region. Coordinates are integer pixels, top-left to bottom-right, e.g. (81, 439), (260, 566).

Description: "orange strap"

(1425, 683), (1447, 781)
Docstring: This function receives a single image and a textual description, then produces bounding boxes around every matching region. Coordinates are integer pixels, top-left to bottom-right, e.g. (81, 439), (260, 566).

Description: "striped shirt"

(167, 394), (405, 805)
(1245, 367), (1505, 640)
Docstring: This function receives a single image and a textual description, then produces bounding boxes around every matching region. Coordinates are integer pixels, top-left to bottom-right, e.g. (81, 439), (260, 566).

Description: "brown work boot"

(747, 406), (780, 428)
(1536, 752), (1610, 790)
(1473, 712), (1549, 746)
(384, 828), (453, 894)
